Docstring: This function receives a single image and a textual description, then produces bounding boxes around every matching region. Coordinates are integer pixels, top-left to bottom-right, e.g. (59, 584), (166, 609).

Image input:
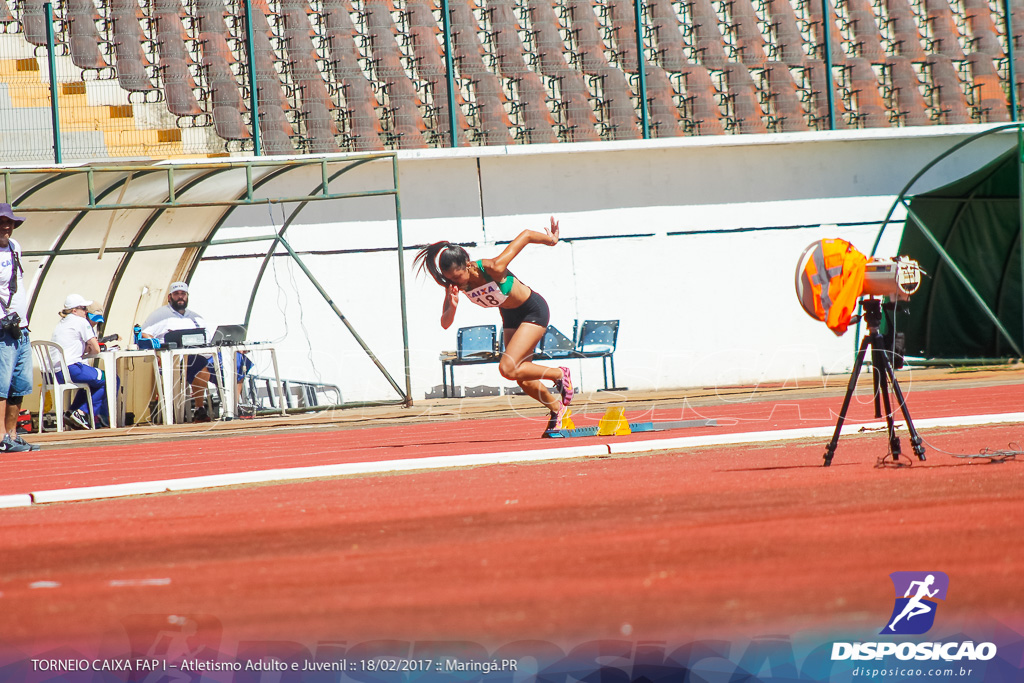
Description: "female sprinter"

(415, 217), (573, 433)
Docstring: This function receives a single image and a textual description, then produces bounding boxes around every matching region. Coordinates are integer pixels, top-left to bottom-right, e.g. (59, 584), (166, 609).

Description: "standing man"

(141, 281), (215, 423)
(0, 204), (38, 452)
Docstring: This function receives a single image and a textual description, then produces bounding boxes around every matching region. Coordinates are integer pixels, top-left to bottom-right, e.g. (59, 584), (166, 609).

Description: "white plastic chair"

(31, 340), (96, 432)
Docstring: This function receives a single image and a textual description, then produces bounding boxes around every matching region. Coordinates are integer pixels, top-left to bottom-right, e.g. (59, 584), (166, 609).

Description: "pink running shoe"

(557, 367), (573, 406)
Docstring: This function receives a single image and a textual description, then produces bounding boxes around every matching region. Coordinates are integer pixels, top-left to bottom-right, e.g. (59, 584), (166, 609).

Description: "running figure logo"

(881, 571), (949, 635)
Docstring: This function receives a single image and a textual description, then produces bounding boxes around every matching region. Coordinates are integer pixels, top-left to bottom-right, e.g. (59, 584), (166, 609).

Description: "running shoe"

(13, 435), (39, 451)
(192, 407), (212, 423)
(64, 410), (92, 430)
(556, 367), (574, 406)
(0, 434), (33, 453)
(542, 403), (569, 438)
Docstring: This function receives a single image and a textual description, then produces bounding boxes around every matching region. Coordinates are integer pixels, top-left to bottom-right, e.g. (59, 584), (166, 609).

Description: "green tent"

(898, 147), (1023, 359)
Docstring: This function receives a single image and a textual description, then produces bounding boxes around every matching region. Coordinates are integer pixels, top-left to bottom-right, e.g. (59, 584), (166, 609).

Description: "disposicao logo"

(831, 571), (998, 663)
(881, 571), (949, 635)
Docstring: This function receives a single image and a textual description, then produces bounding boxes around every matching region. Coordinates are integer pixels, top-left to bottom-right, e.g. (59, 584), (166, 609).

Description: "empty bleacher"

(0, 0), (1018, 158)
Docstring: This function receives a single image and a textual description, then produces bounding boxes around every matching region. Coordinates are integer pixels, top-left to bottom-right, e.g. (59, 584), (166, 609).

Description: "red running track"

(1, 382), (1021, 497)
(0, 383), (1022, 657)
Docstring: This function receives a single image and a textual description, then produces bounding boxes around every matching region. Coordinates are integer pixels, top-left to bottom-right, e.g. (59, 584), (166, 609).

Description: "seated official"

(51, 294), (117, 429)
(141, 281), (252, 423)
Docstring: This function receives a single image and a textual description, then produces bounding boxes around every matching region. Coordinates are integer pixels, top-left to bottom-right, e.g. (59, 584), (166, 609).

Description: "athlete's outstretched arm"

(440, 283), (459, 329)
(482, 217), (559, 275)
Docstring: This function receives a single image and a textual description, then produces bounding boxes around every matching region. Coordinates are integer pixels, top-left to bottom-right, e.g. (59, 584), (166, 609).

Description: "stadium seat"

(527, 0), (573, 76)
(845, 57), (890, 127)
(487, 3), (531, 78)
(644, 65), (683, 137)
(362, 0), (429, 148)
(440, 325), (502, 398)
(646, 0), (688, 72)
(257, 103), (298, 154)
(965, 52), (1010, 122)
(17, 0), (47, 46)
(804, 0), (848, 65)
(557, 74), (601, 142)
(300, 100), (342, 152)
(384, 78), (429, 148)
(883, 0), (927, 60)
(921, 0), (966, 59)
(151, 0), (203, 119)
(727, 0), (769, 67)
(688, 0), (729, 70)
(213, 105), (251, 141)
(574, 319), (622, 391)
(162, 58), (204, 118)
(67, 0), (110, 71)
(322, 0), (385, 150)
(844, 0), (887, 64)
(565, 0), (607, 74)
(679, 64), (726, 134)
(764, 61), (810, 131)
(924, 54), (971, 124)
(344, 99), (387, 151)
(765, 0), (807, 66)
(511, 73), (559, 142)
(111, 0), (157, 94)
(603, 0), (639, 72)
(448, 0), (489, 77)
(885, 56), (932, 126)
(534, 324), (577, 360)
(246, 0), (302, 151)
(802, 59), (850, 128)
(597, 67), (641, 139)
(723, 62), (768, 133)
(963, 0), (1004, 58)
(473, 96), (515, 145)
(280, 0), (343, 151)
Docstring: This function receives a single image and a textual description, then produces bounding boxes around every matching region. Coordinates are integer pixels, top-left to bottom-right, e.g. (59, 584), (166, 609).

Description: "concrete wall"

(188, 124), (1018, 404)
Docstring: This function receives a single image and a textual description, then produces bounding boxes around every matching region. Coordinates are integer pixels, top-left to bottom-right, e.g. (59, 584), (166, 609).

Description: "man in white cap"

(141, 281), (216, 422)
(51, 293), (113, 429)
(0, 203), (38, 452)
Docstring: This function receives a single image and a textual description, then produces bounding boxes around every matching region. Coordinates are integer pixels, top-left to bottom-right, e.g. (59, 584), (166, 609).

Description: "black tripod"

(823, 298), (926, 467)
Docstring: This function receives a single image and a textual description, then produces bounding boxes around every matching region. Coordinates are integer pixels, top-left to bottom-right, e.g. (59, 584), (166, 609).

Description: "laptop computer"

(211, 324), (247, 345)
(163, 328), (208, 349)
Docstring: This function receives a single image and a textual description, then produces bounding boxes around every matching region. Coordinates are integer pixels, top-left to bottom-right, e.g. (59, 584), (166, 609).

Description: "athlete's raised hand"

(545, 216), (560, 246)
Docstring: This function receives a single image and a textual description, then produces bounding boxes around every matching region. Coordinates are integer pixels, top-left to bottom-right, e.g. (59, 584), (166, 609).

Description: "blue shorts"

(185, 352), (255, 384)
(0, 328), (33, 400)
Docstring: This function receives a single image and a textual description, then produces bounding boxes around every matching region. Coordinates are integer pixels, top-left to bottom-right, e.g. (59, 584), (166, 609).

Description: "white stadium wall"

(187, 124), (1017, 403)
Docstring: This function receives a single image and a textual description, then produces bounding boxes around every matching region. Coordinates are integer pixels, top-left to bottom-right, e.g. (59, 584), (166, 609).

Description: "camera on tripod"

(794, 238), (926, 467)
(0, 311), (21, 335)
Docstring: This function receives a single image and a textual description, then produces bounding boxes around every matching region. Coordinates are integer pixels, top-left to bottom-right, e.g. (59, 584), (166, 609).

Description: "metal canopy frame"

(873, 123), (1024, 358)
(4, 153), (412, 409)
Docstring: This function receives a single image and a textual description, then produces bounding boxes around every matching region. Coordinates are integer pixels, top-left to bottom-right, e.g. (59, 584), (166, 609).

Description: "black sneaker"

(192, 407), (212, 423)
(0, 435), (33, 453)
(64, 410), (91, 430)
(13, 435), (39, 451)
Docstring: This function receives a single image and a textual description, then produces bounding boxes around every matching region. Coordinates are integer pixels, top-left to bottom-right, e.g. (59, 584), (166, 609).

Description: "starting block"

(543, 406), (716, 438)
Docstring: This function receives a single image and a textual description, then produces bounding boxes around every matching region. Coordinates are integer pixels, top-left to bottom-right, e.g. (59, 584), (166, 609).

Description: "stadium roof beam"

(4, 153), (412, 409)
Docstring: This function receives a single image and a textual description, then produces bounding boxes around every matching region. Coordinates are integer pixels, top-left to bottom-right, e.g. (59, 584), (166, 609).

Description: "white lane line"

(20, 411), (1024, 506)
(608, 411), (1024, 454)
(0, 494), (32, 509)
(29, 581), (61, 589)
(108, 578), (172, 587)
(30, 444), (611, 504)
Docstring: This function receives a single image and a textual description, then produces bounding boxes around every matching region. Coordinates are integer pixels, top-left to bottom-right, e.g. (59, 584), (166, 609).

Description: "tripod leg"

(872, 358), (883, 419)
(823, 335), (872, 467)
(885, 361), (926, 462)
(872, 344), (902, 462)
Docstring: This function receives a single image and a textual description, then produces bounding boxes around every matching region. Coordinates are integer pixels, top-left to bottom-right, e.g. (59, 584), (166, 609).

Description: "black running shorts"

(499, 289), (550, 331)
